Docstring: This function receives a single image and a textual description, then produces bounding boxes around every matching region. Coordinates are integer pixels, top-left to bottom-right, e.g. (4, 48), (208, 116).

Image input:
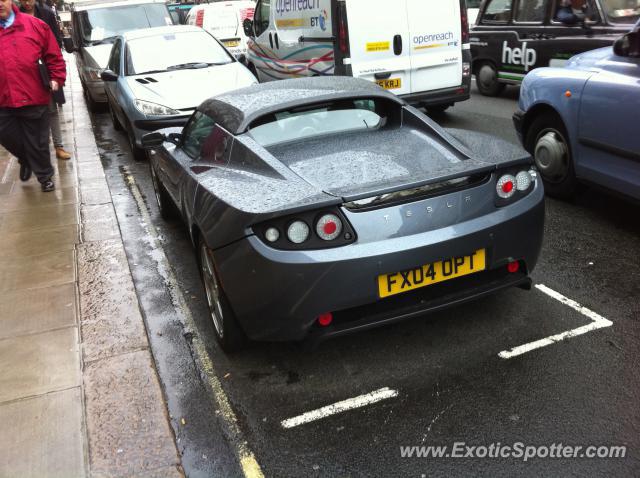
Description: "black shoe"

(19, 163), (32, 182)
(41, 179), (55, 192)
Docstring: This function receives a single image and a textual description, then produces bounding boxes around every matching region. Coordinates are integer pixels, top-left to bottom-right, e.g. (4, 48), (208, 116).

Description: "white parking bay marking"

(281, 387), (398, 429)
(498, 284), (613, 359)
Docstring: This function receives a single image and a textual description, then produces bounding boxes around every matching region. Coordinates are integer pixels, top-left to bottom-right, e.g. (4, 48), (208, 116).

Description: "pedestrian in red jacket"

(0, 0), (66, 191)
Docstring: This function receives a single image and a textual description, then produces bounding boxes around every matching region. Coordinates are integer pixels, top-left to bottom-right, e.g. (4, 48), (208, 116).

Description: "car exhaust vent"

(344, 174), (490, 212)
(145, 77), (158, 83)
(135, 78), (149, 84)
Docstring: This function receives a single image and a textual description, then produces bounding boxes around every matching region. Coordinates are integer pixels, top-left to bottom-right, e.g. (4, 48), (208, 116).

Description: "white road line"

(281, 387), (398, 429)
(498, 284), (613, 359)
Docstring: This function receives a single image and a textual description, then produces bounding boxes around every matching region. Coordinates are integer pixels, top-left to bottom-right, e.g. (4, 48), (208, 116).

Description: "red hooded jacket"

(0, 4), (66, 108)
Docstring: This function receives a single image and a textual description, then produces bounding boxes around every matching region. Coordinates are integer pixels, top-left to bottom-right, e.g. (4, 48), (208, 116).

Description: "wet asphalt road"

(90, 83), (640, 478)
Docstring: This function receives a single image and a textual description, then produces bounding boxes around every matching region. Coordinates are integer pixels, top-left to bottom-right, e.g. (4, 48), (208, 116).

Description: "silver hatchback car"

(101, 25), (257, 159)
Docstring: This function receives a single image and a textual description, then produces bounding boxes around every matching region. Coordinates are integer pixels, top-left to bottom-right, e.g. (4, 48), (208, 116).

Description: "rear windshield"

(78, 4), (171, 44)
(601, 0), (640, 24)
(248, 99), (398, 147)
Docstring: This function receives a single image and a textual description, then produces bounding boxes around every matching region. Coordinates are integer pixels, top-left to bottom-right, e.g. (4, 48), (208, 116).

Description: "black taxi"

(470, 0), (639, 95)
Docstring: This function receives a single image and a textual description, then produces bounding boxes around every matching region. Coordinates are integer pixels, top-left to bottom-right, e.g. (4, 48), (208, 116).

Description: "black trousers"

(0, 105), (53, 183)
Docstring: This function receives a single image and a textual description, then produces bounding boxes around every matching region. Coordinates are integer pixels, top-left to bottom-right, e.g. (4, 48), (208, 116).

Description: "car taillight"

(496, 174), (516, 199)
(316, 214), (342, 241)
(337, 2), (349, 54)
(460, 0), (469, 44)
(256, 209), (356, 250)
(195, 9), (204, 27)
(287, 221), (310, 244)
(495, 169), (537, 206)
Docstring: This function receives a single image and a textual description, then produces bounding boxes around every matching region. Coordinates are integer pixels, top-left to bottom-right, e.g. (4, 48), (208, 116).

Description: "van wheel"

(198, 239), (246, 353)
(525, 113), (577, 199)
(426, 104), (450, 116)
(476, 62), (506, 97)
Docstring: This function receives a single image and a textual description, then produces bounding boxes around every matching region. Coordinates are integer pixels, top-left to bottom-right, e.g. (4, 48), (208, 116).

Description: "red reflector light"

(507, 261), (520, 273)
(323, 221), (337, 235)
(456, 88), (466, 95)
(502, 181), (514, 194)
(318, 313), (333, 327)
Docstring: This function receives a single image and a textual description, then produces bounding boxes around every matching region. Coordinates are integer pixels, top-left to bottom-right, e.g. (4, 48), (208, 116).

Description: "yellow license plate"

(378, 249), (486, 298)
(224, 40), (240, 47)
(375, 78), (401, 90)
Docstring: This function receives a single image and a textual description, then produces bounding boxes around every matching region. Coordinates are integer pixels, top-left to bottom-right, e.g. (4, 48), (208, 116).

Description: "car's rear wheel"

(476, 62), (506, 97)
(108, 101), (123, 131)
(525, 113), (577, 199)
(149, 163), (176, 220)
(198, 239), (246, 353)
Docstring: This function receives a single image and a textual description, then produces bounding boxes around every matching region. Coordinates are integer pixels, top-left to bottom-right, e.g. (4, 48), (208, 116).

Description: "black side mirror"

(141, 132), (166, 149)
(167, 132), (183, 146)
(243, 18), (254, 37)
(237, 53), (247, 65)
(614, 32), (640, 58)
(63, 36), (75, 53)
(100, 69), (118, 82)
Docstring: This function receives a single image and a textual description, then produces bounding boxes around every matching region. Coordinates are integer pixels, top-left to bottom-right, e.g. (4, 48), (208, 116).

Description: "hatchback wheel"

(149, 164), (175, 220)
(525, 113), (577, 199)
(476, 62), (506, 97)
(108, 101), (123, 131)
(198, 240), (246, 353)
(126, 121), (146, 161)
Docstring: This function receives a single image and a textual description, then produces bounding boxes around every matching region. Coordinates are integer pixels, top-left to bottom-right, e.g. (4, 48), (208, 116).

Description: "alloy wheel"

(200, 242), (224, 338)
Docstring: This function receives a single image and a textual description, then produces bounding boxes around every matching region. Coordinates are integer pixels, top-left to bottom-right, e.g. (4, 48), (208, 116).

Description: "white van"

(244, 0), (471, 112)
(186, 1), (256, 58)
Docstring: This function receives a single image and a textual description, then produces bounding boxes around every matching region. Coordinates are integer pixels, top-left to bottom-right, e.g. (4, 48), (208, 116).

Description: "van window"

(515, 0), (547, 22)
(78, 3), (171, 44)
(248, 99), (390, 147)
(601, 0), (640, 24)
(253, 0), (270, 36)
(483, 0), (513, 22)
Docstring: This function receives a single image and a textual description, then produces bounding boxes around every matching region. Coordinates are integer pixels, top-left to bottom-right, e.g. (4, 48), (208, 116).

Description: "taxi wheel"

(526, 113), (577, 199)
(108, 101), (123, 131)
(198, 239), (246, 353)
(476, 63), (506, 97)
(149, 163), (176, 220)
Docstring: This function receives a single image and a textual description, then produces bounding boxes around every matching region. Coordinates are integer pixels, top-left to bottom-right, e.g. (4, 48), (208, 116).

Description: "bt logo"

(310, 9), (328, 31)
(502, 41), (537, 72)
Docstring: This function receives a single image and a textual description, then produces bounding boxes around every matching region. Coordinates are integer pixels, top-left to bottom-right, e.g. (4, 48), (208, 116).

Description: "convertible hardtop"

(198, 77), (403, 135)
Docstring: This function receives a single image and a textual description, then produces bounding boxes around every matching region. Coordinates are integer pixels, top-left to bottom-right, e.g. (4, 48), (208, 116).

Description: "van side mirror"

(63, 36), (75, 53)
(613, 32), (640, 58)
(141, 132), (166, 149)
(100, 69), (118, 82)
(243, 18), (254, 37)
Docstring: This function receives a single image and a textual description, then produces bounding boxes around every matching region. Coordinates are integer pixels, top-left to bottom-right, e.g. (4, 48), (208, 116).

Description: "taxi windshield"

(601, 0), (640, 24)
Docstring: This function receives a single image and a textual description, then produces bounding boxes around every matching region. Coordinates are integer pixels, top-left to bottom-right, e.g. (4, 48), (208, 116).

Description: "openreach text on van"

(414, 31), (454, 45)
(276, 0), (320, 15)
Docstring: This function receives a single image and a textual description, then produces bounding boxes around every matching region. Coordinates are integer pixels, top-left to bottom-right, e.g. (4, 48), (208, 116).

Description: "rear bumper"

(400, 80), (471, 107)
(212, 181), (545, 342)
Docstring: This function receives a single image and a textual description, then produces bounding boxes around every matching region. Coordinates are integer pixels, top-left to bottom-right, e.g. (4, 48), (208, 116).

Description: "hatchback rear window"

(248, 99), (398, 147)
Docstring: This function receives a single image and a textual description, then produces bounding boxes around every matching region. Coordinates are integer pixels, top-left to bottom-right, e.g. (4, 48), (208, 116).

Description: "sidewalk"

(0, 55), (182, 477)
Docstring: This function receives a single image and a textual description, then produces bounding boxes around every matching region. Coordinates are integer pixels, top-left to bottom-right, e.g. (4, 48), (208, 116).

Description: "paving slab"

(0, 223), (79, 258)
(0, 327), (80, 403)
(0, 202), (78, 234)
(0, 388), (86, 478)
(0, 283), (77, 340)
(0, 182), (12, 195)
(77, 240), (147, 362)
(81, 203), (121, 242)
(0, 249), (75, 292)
(0, 186), (78, 213)
(84, 350), (180, 477)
